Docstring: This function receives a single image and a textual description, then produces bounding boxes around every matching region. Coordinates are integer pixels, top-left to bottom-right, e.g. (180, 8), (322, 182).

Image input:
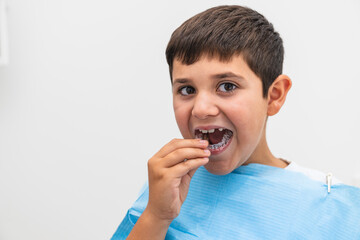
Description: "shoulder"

(284, 160), (343, 185)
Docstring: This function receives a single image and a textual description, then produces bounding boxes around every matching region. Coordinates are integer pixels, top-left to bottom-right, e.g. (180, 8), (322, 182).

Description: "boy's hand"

(145, 138), (210, 223)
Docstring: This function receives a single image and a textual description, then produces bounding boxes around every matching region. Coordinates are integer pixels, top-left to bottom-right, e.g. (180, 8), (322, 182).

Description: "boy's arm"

(126, 138), (210, 240)
(126, 208), (171, 240)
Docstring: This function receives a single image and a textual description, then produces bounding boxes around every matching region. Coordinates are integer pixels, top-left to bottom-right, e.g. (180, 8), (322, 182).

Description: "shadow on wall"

(0, 0), (9, 66)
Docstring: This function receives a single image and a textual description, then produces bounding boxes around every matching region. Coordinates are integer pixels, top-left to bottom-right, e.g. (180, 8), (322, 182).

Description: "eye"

(218, 82), (237, 93)
(178, 86), (196, 96)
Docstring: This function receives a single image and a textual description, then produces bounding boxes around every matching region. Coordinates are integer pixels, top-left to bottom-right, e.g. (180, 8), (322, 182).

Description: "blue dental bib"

(112, 164), (360, 239)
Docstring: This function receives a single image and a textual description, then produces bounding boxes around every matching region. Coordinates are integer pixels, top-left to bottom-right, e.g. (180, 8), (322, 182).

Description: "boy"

(112, 5), (360, 239)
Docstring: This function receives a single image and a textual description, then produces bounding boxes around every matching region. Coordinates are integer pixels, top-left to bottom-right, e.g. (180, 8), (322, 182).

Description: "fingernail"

(204, 149), (211, 155)
(199, 140), (207, 145)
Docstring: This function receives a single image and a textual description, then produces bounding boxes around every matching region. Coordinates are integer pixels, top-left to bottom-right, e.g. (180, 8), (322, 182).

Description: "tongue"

(208, 129), (225, 144)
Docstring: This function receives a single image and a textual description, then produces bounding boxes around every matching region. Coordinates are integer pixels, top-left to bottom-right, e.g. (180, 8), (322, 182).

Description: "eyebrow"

(173, 72), (245, 86)
(172, 78), (190, 85)
(211, 72), (245, 81)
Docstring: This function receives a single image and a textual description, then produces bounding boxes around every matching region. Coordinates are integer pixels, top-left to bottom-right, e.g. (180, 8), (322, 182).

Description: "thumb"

(188, 167), (200, 178)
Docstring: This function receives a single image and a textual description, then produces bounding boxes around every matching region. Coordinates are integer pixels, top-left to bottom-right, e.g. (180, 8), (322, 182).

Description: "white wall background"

(0, 0), (359, 239)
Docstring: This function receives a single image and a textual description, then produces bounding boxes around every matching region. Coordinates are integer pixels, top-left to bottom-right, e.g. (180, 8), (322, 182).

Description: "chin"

(203, 159), (237, 175)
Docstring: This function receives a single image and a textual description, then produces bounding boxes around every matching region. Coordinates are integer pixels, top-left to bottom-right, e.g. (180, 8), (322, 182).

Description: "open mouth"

(195, 128), (233, 153)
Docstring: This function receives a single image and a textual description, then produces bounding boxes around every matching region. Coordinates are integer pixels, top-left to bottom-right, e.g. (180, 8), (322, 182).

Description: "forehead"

(172, 54), (257, 84)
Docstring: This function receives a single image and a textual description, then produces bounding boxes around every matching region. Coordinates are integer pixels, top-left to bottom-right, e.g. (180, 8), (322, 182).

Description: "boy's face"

(172, 55), (269, 175)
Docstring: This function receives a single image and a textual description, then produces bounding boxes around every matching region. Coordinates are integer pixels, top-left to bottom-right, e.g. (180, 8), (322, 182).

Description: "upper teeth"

(199, 128), (223, 133)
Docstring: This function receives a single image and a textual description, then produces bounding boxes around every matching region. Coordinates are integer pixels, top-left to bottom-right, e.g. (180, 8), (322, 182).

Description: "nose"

(191, 92), (219, 120)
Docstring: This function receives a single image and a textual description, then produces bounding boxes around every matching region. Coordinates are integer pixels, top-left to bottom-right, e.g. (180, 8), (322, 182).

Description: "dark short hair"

(166, 5), (284, 97)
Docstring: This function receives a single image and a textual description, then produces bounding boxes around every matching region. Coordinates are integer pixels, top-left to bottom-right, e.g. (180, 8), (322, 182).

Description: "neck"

(244, 129), (288, 169)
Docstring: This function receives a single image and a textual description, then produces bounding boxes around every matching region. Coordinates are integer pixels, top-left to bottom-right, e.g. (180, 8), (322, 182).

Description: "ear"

(267, 75), (292, 116)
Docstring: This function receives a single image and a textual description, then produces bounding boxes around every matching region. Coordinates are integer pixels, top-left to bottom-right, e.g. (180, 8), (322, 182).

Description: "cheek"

(173, 101), (192, 138)
(226, 98), (267, 135)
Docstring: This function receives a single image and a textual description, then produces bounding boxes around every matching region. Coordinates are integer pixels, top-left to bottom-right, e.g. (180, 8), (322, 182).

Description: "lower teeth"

(208, 132), (232, 150)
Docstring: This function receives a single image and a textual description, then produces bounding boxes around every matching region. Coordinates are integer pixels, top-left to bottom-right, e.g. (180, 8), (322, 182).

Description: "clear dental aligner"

(198, 128), (233, 150)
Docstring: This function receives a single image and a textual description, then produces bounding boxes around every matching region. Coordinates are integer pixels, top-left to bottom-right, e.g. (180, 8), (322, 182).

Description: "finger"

(170, 157), (209, 178)
(162, 148), (211, 167)
(154, 138), (208, 158)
